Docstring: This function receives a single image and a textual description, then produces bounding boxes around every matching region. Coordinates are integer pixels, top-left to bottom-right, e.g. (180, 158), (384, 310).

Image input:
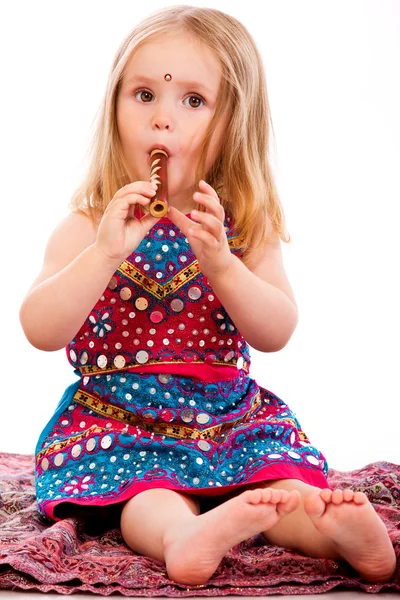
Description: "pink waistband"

(83, 362), (244, 382)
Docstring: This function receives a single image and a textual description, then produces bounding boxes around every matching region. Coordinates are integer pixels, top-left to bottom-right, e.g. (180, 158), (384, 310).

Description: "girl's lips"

(147, 153), (172, 166)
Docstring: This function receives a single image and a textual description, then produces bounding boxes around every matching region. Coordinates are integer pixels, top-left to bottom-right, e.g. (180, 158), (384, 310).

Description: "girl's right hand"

(94, 181), (162, 262)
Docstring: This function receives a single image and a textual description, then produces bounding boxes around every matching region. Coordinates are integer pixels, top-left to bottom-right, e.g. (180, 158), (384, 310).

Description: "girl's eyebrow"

(126, 74), (214, 96)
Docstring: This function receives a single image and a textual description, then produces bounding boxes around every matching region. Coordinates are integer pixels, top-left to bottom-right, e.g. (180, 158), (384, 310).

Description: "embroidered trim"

(35, 388), (262, 463)
(118, 235), (244, 299)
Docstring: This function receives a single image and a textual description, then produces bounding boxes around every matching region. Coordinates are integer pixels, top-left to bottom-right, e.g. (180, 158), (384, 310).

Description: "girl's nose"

(154, 121), (170, 130)
(151, 102), (174, 130)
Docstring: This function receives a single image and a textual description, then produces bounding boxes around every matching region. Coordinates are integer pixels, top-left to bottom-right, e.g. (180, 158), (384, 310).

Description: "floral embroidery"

(88, 309), (115, 339)
(61, 474), (94, 496)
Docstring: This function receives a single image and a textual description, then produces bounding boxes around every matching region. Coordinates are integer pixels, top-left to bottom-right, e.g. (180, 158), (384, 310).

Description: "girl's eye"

(134, 89), (205, 109)
(183, 95), (205, 109)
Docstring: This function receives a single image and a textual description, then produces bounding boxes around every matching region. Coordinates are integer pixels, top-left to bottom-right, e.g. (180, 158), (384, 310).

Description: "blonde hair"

(69, 5), (291, 261)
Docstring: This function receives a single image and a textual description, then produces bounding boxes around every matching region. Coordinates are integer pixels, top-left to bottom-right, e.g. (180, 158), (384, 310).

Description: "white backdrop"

(1, 0), (399, 472)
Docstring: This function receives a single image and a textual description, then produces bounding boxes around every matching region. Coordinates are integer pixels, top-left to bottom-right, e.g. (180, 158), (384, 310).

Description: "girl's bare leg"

(120, 489), (200, 562)
(120, 486), (301, 585)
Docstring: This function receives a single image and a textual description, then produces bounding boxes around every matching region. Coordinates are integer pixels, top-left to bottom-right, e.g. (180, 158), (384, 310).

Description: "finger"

(188, 226), (219, 248)
(198, 180), (220, 201)
(117, 182), (157, 201)
(191, 210), (223, 237)
(168, 205), (191, 224)
(111, 194), (153, 220)
(108, 193), (155, 216)
(122, 193), (154, 209)
(193, 193), (224, 219)
(137, 212), (161, 229)
(127, 201), (151, 219)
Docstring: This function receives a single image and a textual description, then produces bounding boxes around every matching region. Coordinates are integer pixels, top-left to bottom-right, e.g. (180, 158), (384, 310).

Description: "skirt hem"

(44, 463), (331, 522)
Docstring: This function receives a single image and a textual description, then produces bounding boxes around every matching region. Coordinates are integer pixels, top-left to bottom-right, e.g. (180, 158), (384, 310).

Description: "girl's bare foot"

(163, 487), (301, 585)
(304, 488), (396, 582)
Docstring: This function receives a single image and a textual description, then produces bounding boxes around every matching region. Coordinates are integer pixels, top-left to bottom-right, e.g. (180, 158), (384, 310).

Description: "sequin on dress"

(34, 210), (331, 521)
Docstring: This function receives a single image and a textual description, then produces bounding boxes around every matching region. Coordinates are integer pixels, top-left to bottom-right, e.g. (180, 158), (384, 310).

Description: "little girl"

(20, 5), (395, 586)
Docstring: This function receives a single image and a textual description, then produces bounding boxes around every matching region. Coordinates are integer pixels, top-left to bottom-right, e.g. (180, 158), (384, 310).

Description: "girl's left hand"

(167, 180), (234, 280)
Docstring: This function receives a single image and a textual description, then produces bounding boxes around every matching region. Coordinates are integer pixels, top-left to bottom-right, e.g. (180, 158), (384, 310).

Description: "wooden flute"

(148, 148), (169, 217)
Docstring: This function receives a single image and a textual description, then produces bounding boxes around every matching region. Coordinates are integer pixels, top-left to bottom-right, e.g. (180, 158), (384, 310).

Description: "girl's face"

(116, 31), (229, 212)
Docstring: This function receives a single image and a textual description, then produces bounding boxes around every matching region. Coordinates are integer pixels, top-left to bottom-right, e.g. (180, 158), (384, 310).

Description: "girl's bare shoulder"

(26, 208), (101, 294)
(50, 207), (99, 251)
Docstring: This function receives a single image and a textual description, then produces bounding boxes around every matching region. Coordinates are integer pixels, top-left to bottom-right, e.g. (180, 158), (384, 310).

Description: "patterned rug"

(0, 452), (399, 595)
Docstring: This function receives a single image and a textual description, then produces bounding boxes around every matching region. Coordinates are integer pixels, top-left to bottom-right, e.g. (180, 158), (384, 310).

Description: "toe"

(343, 488), (354, 501)
(245, 489), (263, 504)
(279, 489), (290, 503)
(260, 488), (272, 503)
(267, 489), (277, 503)
(278, 489), (301, 515)
(271, 489), (287, 504)
(304, 491), (327, 519)
(320, 488), (333, 503)
(332, 489), (344, 504)
(354, 491), (368, 504)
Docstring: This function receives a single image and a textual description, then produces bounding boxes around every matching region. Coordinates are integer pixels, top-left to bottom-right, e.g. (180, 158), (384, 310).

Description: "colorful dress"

(35, 209), (331, 522)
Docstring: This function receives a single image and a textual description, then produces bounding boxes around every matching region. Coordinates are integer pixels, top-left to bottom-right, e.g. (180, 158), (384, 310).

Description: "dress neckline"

(157, 213), (193, 223)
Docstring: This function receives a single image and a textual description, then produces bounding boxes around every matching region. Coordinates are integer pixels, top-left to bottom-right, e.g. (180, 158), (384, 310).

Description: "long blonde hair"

(69, 5), (291, 260)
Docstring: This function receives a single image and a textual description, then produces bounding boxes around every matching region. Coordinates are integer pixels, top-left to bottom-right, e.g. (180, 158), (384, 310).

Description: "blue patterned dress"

(34, 210), (331, 521)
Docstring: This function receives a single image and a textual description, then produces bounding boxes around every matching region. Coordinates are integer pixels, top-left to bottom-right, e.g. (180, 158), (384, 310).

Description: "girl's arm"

(207, 246), (299, 353)
(19, 212), (121, 352)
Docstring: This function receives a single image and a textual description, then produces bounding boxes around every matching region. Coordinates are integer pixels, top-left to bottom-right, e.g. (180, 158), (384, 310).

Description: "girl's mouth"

(148, 153), (173, 166)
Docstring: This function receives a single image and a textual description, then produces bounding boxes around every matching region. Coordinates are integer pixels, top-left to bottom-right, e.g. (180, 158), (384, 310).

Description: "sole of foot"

(163, 486), (301, 585)
(304, 487), (396, 583)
